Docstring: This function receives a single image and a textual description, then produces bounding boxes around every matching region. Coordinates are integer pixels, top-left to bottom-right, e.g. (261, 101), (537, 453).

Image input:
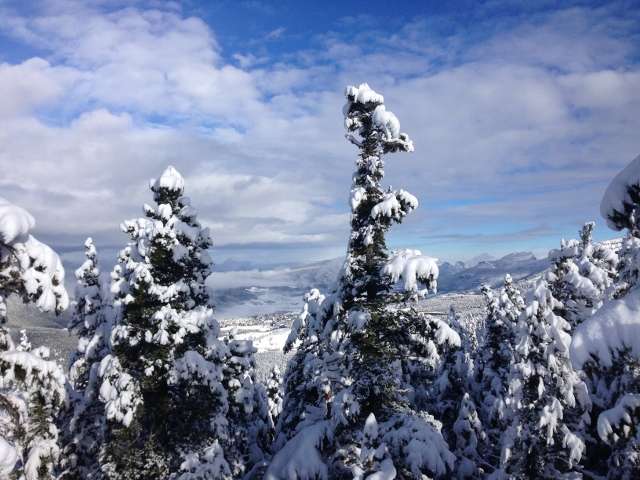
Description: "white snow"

(0, 437), (17, 477)
(600, 153), (640, 230)
(382, 249), (439, 295)
(170, 350), (224, 393)
(221, 324), (291, 352)
(350, 186), (367, 212)
(23, 439), (59, 480)
(571, 287), (640, 369)
(561, 425), (585, 468)
(539, 398), (563, 444)
(347, 309), (370, 332)
(265, 421), (330, 480)
(370, 190), (418, 220)
(0, 350), (67, 400)
(597, 393), (640, 443)
(383, 413), (456, 478)
(372, 105), (401, 140)
(150, 165), (185, 192)
(0, 197), (34, 244)
(345, 83), (384, 106)
(434, 318), (461, 348)
(98, 354), (142, 427)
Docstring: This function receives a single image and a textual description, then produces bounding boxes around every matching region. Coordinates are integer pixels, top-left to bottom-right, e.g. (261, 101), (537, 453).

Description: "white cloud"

(265, 27), (285, 40)
(0, 58), (76, 117)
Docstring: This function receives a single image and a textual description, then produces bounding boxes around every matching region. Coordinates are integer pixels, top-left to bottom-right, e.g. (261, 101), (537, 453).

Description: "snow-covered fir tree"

(17, 330), (32, 353)
(268, 84), (454, 479)
(59, 238), (111, 480)
(453, 392), (485, 479)
(266, 366), (283, 427)
(546, 222), (619, 476)
(571, 153), (640, 479)
(0, 197), (69, 479)
(100, 166), (232, 479)
(503, 276), (588, 478)
(220, 333), (271, 478)
(351, 413), (396, 479)
(426, 306), (484, 478)
(549, 222), (618, 330)
(0, 338), (68, 480)
(476, 275), (523, 473)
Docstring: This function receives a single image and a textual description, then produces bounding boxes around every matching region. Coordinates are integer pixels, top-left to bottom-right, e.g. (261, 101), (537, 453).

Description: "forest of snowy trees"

(0, 83), (639, 479)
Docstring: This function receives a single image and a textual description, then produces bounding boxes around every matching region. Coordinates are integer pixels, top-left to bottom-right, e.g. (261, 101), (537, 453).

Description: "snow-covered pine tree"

(268, 84), (454, 479)
(0, 197), (69, 479)
(220, 333), (271, 478)
(426, 306), (484, 478)
(100, 166), (232, 479)
(570, 154), (640, 478)
(425, 308), (474, 447)
(0, 338), (68, 480)
(453, 393), (485, 479)
(476, 275), (523, 473)
(266, 366), (283, 425)
(17, 330), (32, 352)
(545, 222), (619, 476)
(549, 222), (618, 330)
(351, 413), (396, 479)
(59, 238), (111, 480)
(503, 276), (588, 478)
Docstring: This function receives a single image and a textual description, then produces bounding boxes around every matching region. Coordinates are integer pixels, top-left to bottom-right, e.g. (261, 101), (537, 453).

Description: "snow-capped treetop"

(0, 198), (35, 244)
(571, 287), (640, 370)
(600, 153), (640, 233)
(344, 83), (384, 107)
(344, 83), (413, 152)
(150, 165), (185, 194)
(547, 222), (618, 329)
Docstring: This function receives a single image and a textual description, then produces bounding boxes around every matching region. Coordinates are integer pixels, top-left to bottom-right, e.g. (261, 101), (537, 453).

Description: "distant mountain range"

(6, 242), (616, 324)
(437, 251), (548, 293)
(208, 251), (550, 317)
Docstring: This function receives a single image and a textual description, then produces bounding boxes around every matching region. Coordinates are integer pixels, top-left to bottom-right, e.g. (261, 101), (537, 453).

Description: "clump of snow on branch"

(0, 197), (69, 320)
(600, 153), (640, 232)
(383, 249), (439, 296)
(266, 421), (330, 480)
(571, 288), (640, 370)
(370, 190), (418, 221)
(0, 198), (34, 245)
(98, 354), (141, 427)
(597, 394), (640, 444)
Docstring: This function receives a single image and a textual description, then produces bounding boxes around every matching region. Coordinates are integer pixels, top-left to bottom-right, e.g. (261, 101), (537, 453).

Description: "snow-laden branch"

(382, 249), (439, 297)
(571, 287), (640, 370)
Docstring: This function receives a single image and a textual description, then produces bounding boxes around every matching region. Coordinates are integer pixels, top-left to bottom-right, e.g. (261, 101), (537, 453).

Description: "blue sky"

(0, 0), (639, 269)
